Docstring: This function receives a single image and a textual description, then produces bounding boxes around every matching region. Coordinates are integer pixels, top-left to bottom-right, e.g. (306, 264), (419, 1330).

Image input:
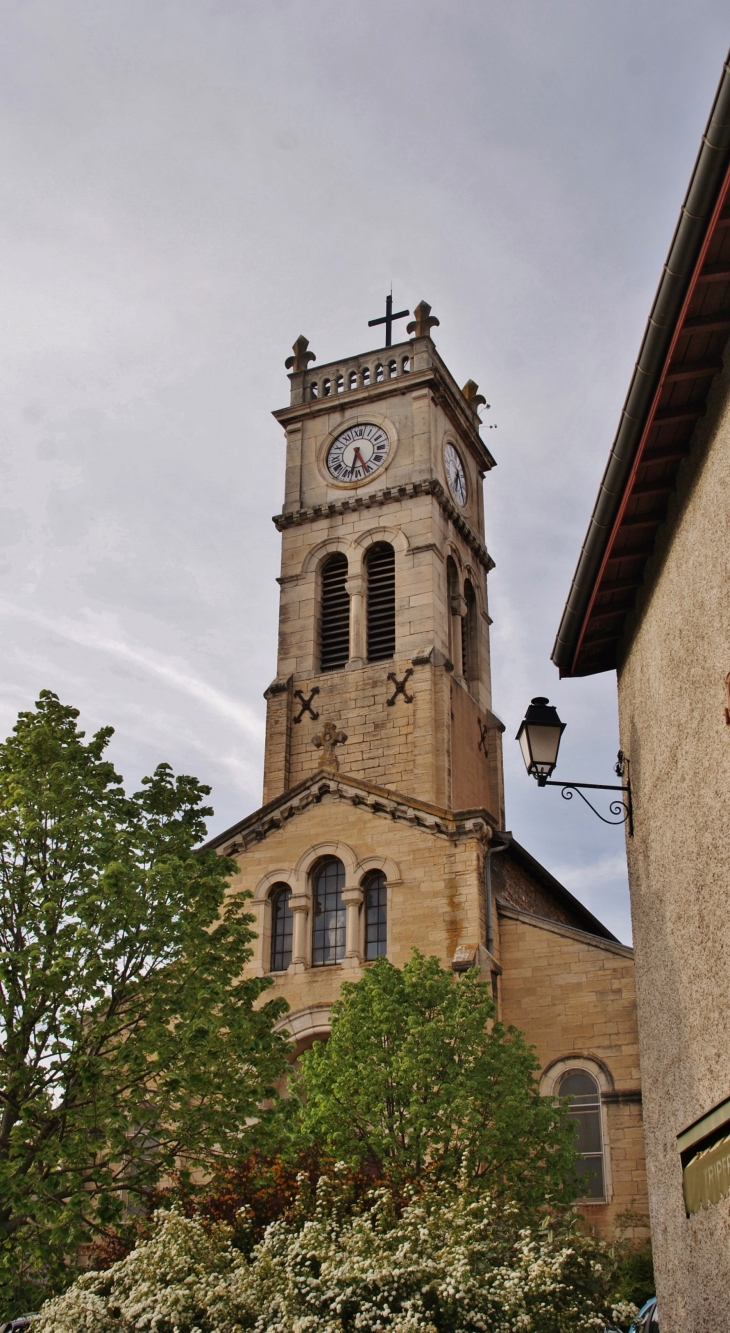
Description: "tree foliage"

(0, 692), (291, 1312)
(297, 952), (577, 1211)
(35, 1179), (631, 1333)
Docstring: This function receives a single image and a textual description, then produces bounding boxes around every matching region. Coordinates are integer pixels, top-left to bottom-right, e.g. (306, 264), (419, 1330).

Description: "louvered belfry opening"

(366, 542), (395, 662)
(320, 553), (350, 671)
(462, 579), (477, 681)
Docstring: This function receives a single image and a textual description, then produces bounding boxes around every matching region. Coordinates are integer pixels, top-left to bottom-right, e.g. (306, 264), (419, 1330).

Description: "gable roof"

(553, 51), (730, 677)
(202, 768), (498, 855)
(202, 769), (617, 941)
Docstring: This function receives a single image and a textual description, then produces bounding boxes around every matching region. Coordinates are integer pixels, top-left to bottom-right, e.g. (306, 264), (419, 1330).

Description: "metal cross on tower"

(368, 293), (410, 347)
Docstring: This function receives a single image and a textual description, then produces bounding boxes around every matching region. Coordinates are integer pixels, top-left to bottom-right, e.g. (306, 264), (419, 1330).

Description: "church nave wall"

(498, 909), (646, 1239)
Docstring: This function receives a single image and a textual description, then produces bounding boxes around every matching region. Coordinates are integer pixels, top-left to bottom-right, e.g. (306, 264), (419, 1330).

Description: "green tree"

(298, 952), (576, 1211)
(0, 691), (291, 1312)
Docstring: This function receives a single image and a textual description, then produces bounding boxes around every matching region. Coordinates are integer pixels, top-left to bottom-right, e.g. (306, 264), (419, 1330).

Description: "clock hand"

(352, 446), (368, 470)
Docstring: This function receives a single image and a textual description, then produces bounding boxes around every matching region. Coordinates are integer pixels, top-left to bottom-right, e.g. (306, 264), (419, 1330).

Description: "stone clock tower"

(262, 300), (505, 825)
(206, 301), (647, 1242)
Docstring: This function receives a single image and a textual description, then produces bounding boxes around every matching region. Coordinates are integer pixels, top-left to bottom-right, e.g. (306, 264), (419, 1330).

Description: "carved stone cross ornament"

(387, 669), (413, 706)
(312, 721), (348, 771)
(293, 687), (320, 723)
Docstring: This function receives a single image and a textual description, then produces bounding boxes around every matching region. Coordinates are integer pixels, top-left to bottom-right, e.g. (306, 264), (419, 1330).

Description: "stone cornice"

(272, 478), (496, 573)
(203, 770), (498, 858)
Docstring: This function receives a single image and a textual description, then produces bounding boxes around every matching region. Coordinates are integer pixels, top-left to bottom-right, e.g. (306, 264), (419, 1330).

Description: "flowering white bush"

(36, 1173), (633, 1333)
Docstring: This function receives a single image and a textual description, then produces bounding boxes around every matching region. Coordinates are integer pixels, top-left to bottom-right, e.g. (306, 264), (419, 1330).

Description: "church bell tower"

(263, 300), (505, 826)
(205, 302), (648, 1236)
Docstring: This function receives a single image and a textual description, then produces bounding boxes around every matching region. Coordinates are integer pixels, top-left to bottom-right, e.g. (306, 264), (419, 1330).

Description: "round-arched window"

(363, 871), (387, 959)
(312, 858), (346, 966)
(269, 884), (293, 972)
(559, 1070), (604, 1199)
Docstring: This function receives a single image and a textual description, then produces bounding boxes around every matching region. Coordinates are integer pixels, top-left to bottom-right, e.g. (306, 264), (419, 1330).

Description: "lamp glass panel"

(525, 723), (562, 768)
(518, 728), (533, 772)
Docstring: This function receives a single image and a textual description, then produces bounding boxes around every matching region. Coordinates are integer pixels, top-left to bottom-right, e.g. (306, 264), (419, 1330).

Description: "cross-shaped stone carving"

(312, 721), (348, 770)
(406, 300), (440, 338)
(285, 335), (316, 373)
(478, 719), (489, 756)
(387, 668), (413, 706)
(293, 686), (320, 723)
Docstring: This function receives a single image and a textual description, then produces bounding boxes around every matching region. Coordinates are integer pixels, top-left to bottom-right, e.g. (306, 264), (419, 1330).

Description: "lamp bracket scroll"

(516, 696), (633, 836)
(545, 754), (633, 837)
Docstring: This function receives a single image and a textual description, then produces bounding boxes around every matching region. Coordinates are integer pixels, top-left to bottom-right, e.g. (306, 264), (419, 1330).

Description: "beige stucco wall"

(617, 362), (730, 1328)
(499, 907), (646, 1239)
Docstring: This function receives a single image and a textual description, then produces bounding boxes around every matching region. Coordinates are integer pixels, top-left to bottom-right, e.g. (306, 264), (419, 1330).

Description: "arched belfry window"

(366, 542), (395, 662)
(364, 871), (387, 959)
(446, 556), (460, 671)
(559, 1070), (605, 1199)
(270, 884), (293, 972)
(461, 579), (477, 682)
(320, 554), (350, 671)
(312, 857), (346, 966)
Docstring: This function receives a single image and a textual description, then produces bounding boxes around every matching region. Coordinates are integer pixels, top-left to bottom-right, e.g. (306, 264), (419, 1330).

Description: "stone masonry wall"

(498, 909), (647, 1240)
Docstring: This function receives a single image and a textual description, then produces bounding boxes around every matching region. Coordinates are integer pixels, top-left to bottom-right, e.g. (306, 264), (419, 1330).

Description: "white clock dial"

(444, 442), (467, 506)
(326, 423), (389, 483)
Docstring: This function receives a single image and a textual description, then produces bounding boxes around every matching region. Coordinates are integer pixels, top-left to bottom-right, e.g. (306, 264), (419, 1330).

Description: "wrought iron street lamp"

(516, 697), (633, 835)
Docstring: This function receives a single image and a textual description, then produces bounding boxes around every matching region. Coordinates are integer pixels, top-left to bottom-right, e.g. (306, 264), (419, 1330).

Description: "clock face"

(326, 423), (390, 483)
(444, 442), (467, 506)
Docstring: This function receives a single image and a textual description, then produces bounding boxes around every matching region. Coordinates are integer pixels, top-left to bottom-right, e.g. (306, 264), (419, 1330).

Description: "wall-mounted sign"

(678, 1095), (730, 1216)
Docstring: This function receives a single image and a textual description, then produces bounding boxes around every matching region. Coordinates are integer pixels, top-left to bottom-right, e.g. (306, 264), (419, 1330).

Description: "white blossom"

(36, 1179), (619, 1333)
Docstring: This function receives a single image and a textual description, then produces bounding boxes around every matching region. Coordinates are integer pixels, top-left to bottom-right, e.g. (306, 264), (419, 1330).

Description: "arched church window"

(348, 370), (357, 390)
(364, 871), (387, 959)
(375, 363), (384, 383)
(388, 359), (397, 379)
(320, 553), (350, 672)
(270, 884), (293, 972)
(309, 382), (318, 400)
(312, 857), (346, 966)
(366, 542), (395, 662)
(461, 579), (477, 682)
(559, 1070), (605, 1199)
(402, 355), (410, 373)
(362, 367), (371, 386)
(323, 378), (332, 397)
(335, 374), (344, 394)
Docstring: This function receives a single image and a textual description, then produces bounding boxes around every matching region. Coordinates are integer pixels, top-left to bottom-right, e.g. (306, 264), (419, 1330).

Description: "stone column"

(341, 884), (364, 967)
(346, 574), (365, 668)
(288, 894), (309, 973)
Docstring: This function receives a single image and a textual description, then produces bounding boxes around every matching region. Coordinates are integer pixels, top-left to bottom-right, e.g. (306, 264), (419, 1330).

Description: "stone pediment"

(203, 770), (498, 859)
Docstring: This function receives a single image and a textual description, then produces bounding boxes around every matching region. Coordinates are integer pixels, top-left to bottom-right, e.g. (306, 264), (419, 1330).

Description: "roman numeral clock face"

(326, 424), (389, 482)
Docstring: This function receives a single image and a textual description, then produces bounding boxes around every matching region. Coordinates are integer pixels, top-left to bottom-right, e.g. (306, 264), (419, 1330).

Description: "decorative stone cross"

(312, 720), (348, 771)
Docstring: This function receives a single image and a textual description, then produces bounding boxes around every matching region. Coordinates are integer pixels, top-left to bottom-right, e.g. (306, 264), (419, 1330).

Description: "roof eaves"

(553, 51), (730, 677)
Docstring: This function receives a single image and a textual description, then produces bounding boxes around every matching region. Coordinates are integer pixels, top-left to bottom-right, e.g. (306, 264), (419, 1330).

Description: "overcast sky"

(1, 2), (728, 943)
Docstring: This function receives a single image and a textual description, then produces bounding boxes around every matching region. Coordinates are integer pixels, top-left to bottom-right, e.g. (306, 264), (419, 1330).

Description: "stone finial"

(406, 301), (440, 339)
(312, 720), (348, 771)
(285, 335), (316, 373)
(462, 380), (489, 417)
